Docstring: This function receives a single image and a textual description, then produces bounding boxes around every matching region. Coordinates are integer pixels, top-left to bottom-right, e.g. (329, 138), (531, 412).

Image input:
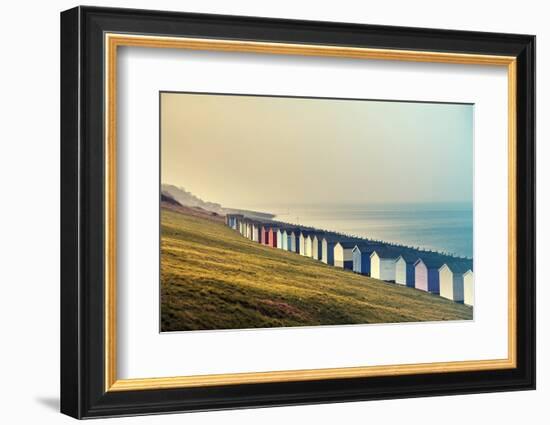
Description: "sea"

(248, 202), (473, 259)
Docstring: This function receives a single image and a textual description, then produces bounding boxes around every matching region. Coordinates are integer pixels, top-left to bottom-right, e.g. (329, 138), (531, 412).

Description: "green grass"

(161, 208), (473, 331)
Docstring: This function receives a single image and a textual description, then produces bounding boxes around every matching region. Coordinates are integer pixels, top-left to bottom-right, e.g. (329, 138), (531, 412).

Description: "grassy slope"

(161, 208), (472, 331)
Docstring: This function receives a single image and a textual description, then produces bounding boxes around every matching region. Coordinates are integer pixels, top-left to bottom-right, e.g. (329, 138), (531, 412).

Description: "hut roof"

(395, 252), (420, 264)
(414, 256), (447, 269)
(441, 260), (474, 274)
(355, 240), (385, 249)
(322, 233), (361, 243)
(336, 240), (363, 249)
(281, 227), (296, 233)
(353, 242), (383, 251)
(370, 247), (400, 259)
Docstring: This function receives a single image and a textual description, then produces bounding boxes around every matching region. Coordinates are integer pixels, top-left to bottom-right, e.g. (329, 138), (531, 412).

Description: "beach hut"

(282, 229), (291, 251)
(352, 243), (380, 275)
(261, 224), (271, 245)
(395, 252), (418, 287)
(249, 221), (255, 240)
(245, 220), (253, 240)
(334, 241), (359, 269)
(304, 234), (314, 257)
(225, 214), (235, 228)
(463, 269), (474, 306)
(414, 256), (446, 294)
(227, 214), (243, 230)
(298, 231), (307, 256)
(370, 248), (399, 282)
(321, 234), (341, 265)
(290, 229), (302, 253)
(268, 226), (279, 248)
(257, 226), (263, 243)
(251, 222), (262, 242)
(299, 231), (313, 256)
(439, 260), (474, 302)
(312, 234), (325, 260)
(232, 215), (242, 229)
(276, 228), (284, 249)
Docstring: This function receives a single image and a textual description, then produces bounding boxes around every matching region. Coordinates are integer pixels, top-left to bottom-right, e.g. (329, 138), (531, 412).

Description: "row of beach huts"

(225, 213), (474, 306)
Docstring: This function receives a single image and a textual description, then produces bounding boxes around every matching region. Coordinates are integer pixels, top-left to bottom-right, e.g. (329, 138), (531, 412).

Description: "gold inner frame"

(104, 33), (517, 392)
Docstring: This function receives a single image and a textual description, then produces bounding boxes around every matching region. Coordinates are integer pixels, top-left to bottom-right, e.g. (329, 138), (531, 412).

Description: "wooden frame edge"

(108, 358), (516, 391)
(507, 59), (518, 369)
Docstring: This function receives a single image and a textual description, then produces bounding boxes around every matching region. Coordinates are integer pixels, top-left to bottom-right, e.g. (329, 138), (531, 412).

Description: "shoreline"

(231, 211), (473, 262)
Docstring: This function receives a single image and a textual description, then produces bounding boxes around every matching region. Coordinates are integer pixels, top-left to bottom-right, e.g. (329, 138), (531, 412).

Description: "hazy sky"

(161, 92), (473, 209)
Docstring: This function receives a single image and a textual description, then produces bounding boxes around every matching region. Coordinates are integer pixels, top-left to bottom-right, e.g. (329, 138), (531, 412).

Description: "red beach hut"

(268, 226), (279, 248)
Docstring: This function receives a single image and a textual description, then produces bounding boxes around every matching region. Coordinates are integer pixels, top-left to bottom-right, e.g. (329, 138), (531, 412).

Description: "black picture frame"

(60, 5), (535, 419)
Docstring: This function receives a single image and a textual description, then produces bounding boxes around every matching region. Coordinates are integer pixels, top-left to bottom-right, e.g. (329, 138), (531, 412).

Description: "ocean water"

(261, 202), (473, 258)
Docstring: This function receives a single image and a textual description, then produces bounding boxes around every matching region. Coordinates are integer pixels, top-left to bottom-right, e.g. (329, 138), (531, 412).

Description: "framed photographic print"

(60, 6), (535, 419)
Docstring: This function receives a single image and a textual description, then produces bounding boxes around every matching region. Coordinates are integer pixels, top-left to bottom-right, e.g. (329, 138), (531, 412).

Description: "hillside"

(162, 184), (275, 220)
(161, 208), (472, 332)
(161, 198), (225, 223)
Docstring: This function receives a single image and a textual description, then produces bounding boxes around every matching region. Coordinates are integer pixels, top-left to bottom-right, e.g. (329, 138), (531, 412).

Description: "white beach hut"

(370, 248), (399, 282)
(252, 222), (261, 242)
(321, 234), (340, 265)
(439, 261), (472, 302)
(276, 229), (284, 249)
(395, 253), (417, 287)
(282, 229), (290, 250)
(334, 241), (358, 269)
(304, 234), (314, 257)
(246, 221), (253, 240)
(299, 231), (313, 256)
(229, 214), (243, 230)
(414, 256), (446, 294)
(352, 243), (374, 275)
(225, 214), (239, 229)
(312, 234), (324, 260)
(463, 269), (475, 306)
(290, 230), (301, 253)
(439, 261), (473, 302)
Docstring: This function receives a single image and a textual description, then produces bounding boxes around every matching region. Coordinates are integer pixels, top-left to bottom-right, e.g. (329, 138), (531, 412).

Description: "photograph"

(160, 92), (475, 332)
